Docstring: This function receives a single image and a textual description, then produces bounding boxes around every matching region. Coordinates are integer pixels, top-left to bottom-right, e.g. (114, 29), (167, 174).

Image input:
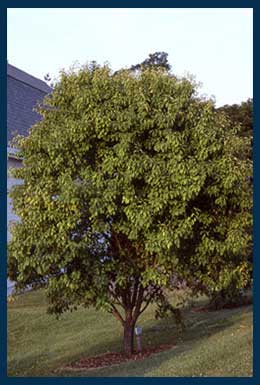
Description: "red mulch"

(65, 344), (175, 371)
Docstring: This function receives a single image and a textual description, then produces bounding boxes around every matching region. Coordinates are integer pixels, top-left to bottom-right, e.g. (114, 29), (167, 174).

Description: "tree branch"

(110, 303), (125, 326)
(133, 285), (144, 321)
(139, 286), (161, 315)
(130, 278), (139, 308)
(139, 297), (153, 316)
(108, 282), (126, 309)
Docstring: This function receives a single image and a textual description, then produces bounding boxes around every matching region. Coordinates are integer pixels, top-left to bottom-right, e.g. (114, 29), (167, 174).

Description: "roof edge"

(7, 63), (52, 94)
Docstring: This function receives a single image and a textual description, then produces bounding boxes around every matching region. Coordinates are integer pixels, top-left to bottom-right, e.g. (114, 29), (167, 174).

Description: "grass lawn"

(8, 289), (253, 377)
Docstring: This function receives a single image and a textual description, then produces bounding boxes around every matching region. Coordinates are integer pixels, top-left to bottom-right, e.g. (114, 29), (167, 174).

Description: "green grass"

(8, 289), (253, 377)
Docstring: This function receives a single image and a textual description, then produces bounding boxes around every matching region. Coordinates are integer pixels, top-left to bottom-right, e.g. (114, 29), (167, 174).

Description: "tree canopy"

(8, 64), (252, 355)
(218, 99), (253, 163)
(218, 98), (253, 138)
(130, 51), (171, 72)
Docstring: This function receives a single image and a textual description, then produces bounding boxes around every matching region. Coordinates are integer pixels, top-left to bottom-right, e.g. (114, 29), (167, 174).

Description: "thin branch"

(133, 285), (144, 321)
(139, 287), (161, 315)
(108, 283), (126, 309)
(118, 286), (129, 310)
(114, 232), (124, 257)
(139, 297), (153, 316)
(110, 303), (125, 326)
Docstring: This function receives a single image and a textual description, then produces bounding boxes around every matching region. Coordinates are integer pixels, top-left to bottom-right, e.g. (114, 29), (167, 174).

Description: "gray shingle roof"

(7, 63), (52, 144)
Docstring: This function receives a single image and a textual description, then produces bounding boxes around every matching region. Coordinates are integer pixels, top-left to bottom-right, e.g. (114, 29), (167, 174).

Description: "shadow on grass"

(55, 305), (252, 377)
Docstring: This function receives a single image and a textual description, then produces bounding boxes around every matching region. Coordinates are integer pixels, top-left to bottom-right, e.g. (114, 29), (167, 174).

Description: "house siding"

(7, 64), (51, 296)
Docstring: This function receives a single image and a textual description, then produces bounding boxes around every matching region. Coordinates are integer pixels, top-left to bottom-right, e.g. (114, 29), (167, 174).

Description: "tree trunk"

(123, 319), (135, 356)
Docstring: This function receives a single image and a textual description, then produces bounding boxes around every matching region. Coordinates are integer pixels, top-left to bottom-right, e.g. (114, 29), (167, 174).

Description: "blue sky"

(8, 8), (253, 107)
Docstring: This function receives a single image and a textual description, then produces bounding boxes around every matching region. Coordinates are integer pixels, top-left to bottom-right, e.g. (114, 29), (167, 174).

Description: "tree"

(218, 98), (253, 139)
(207, 98), (253, 309)
(8, 64), (252, 356)
(218, 98), (253, 160)
(44, 73), (55, 88)
(130, 51), (171, 72)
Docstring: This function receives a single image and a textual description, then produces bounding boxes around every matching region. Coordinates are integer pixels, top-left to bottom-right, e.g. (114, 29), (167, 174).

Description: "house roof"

(7, 63), (52, 144)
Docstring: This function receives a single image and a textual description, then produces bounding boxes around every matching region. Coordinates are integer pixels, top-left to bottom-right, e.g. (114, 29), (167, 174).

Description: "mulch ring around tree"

(63, 344), (176, 371)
